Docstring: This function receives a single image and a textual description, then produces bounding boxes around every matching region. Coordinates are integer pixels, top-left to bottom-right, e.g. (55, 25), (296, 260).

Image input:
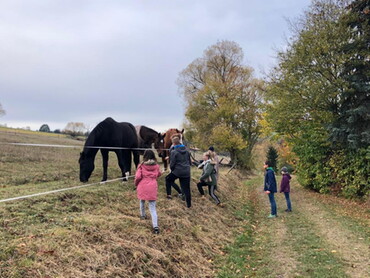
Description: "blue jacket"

(264, 168), (277, 193)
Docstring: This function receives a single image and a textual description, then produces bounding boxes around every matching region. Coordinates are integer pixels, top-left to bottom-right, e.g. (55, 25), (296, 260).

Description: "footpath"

(217, 174), (370, 278)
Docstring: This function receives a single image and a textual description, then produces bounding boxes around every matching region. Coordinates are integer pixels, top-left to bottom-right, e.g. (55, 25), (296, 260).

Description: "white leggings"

(140, 200), (158, 228)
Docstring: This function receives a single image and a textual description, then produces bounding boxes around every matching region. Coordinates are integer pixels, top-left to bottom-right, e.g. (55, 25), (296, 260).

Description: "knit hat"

(208, 146), (215, 152)
(281, 167), (288, 173)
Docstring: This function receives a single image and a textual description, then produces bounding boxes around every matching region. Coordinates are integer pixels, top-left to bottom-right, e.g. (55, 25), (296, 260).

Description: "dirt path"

(265, 212), (300, 278)
(252, 179), (300, 278)
(218, 174), (369, 278)
(292, 182), (370, 278)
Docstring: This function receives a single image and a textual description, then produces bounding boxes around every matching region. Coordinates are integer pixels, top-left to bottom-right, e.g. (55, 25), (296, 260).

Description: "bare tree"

(63, 122), (87, 137)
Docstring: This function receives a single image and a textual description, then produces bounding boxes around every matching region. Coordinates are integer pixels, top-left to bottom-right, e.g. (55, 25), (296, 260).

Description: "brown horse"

(159, 128), (184, 170)
(135, 125), (165, 156)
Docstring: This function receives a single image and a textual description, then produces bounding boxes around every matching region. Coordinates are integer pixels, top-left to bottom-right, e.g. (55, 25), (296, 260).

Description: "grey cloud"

(0, 0), (311, 131)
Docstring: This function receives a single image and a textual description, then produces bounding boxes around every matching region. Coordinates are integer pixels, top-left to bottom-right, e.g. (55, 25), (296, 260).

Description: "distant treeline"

(39, 122), (90, 137)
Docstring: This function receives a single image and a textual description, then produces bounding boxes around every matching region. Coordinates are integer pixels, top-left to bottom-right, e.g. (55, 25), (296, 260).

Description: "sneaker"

(217, 203), (225, 208)
(153, 227), (160, 234)
(166, 195), (172, 200)
(179, 194), (185, 201)
(268, 214), (277, 218)
(285, 209), (292, 212)
(201, 195), (206, 199)
(140, 215), (147, 220)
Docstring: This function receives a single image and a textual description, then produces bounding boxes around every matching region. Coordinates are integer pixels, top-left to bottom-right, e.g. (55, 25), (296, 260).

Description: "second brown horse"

(158, 128), (184, 170)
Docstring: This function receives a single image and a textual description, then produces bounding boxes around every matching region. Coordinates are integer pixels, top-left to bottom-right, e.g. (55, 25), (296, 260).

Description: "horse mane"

(140, 126), (159, 138)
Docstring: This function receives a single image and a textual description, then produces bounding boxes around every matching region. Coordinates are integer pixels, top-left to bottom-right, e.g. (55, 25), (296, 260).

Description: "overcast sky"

(0, 0), (311, 132)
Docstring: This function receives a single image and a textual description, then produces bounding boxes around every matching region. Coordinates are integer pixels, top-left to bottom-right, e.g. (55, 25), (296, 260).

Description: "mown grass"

(216, 176), (276, 278)
(0, 127), (58, 136)
(283, 211), (348, 277)
(306, 192), (370, 245)
(216, 173), (369, 278)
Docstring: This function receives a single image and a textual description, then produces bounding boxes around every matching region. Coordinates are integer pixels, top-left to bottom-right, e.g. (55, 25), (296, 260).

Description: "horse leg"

(115, 150), (125, 181)
(117, 150), (131, 181)
(163, 157), (167, 171)
(101, 149), (109, 181)
(125, 150), (132, 178)
(163, 150), (170, 170)
(133, 150), (140, 169)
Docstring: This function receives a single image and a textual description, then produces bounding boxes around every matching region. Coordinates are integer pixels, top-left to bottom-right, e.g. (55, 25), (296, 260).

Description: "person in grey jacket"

(165, 136), (192, 208)
(197, 151), (222, 206)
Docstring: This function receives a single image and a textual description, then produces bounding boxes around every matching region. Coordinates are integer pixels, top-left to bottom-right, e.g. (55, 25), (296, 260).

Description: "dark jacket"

(264, 168), (277, 193)
(170, 145), (191, 178)
(280, 173), (291, 193)
(200, 160), (217, 187)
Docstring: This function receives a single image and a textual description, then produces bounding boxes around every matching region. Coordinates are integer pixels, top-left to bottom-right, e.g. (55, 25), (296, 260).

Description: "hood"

(205, 159), (216, 165)
(174, 145), (187, 154)
(143, 159), (157, 165)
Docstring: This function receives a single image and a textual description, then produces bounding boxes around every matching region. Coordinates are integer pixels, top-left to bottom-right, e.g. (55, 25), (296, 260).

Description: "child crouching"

(197, 150), (222, 206)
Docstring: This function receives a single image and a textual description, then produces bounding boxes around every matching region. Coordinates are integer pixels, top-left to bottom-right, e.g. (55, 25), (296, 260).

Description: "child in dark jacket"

(280, 167), (292, 212)
(264, 161), (277, 218)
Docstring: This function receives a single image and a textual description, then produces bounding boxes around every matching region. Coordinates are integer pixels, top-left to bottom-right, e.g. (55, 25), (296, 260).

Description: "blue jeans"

(140, 200), (158, 228)
(268, 193), (277, 215)
(284, 192), (292, 211)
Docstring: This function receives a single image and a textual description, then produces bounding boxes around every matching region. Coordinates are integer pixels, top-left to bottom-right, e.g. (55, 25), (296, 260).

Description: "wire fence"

(0, 141), (230, 204)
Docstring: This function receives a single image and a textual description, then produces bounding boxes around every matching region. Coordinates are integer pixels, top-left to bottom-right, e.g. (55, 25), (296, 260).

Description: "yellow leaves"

(179, 41), (263, 156)
(211, 124), (247, 150)
(259, 112), (274, 138)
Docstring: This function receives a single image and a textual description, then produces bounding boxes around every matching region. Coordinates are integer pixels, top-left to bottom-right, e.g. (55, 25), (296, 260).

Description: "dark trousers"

(165, 173), (191, 208)
(268, 192), (277, 216)
(165, 173), (182, 195)
(197, 180), (220, 204)
(284, 192), (292, 211)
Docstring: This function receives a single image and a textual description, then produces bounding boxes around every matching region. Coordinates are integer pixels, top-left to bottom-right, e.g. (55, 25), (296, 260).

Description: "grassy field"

(0, 130), (369, 278)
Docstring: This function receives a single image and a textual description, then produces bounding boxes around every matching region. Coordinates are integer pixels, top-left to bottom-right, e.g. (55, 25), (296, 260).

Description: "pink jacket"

(135, 160), (162, 200)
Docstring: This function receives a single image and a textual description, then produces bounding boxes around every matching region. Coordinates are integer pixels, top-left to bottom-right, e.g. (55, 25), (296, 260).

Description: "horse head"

(156, 132), (166, 158)
(159, 128), (185, 156)
(174, 129), (185, 144)
(79, 151), (95, 183)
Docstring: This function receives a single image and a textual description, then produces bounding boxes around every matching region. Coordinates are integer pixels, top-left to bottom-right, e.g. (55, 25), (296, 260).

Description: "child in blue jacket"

(264, 161), (277, 218)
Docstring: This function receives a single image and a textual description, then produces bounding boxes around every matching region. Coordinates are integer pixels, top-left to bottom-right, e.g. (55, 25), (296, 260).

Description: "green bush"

(295, 143), (369, 199)
(328, 147), (370, 199)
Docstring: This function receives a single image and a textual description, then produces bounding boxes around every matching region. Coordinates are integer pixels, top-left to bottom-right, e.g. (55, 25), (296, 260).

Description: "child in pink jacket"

(135, 150), (162, 234)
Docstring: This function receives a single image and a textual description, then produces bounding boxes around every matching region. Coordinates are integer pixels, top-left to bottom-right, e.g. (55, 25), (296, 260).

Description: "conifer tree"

(330, 0), (370, 148)
(266, 146), (279, 172)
